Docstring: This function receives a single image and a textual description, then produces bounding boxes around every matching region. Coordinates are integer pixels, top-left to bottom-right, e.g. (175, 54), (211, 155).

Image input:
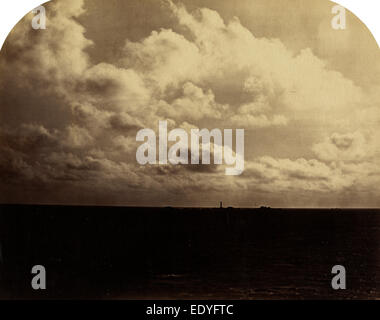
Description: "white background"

(0, 0), (379, 50)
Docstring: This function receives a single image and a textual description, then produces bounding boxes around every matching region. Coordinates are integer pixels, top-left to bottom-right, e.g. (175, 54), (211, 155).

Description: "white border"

(0, 0), (43, 50)
(0, 0), (379, 51)
(338, 0), (380, 47)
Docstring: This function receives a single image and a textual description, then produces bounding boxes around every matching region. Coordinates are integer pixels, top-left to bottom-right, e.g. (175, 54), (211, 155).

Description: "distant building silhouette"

(220, 201), (223, 209)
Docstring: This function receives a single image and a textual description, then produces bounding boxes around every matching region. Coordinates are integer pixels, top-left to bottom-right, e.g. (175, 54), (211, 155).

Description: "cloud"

(1, 0), (91, 89)
(312, 131), (380, 162)
(244, 157), (353, 193)
(0, 0), (379, 207)
(123, 29), (201, 91)
(157, 82), (227, 121)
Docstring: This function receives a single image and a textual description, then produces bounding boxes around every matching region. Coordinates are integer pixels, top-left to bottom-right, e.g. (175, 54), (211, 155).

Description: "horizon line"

(1, 203), (380, 210)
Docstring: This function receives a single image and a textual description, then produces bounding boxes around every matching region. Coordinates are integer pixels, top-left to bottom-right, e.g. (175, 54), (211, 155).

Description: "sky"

(0, 0), (380, 207)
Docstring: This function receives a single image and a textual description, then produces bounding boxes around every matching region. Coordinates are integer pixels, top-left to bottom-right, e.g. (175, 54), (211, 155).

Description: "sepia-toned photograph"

(0, 0), (379, 300)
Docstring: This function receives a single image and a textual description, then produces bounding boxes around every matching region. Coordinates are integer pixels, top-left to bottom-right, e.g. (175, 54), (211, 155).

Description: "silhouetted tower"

(220, 201), (223, 209)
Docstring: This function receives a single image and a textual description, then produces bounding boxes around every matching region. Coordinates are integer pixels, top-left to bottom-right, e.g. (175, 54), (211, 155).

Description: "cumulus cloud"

(312, 129), (380, 163)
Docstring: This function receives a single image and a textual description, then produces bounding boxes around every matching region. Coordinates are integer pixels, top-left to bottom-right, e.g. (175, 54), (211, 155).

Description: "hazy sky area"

(0, 0), (380, 207)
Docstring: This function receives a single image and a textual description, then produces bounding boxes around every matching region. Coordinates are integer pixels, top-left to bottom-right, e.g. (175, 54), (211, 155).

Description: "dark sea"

(0, 205), (379, 299)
